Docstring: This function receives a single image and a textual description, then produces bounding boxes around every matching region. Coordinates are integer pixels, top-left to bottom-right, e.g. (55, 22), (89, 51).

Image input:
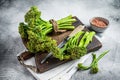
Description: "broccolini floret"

(25, 6), (41, 23)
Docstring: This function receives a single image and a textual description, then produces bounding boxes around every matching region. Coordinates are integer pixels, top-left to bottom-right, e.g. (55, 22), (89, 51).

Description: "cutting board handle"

(17, 51), (39, 73)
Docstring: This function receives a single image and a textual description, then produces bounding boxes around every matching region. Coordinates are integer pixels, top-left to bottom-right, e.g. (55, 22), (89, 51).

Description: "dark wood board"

(35, 17), (102, 73)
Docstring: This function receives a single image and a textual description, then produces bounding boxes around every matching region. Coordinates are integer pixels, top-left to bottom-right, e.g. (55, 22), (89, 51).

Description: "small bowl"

(90, 17), (109, 32)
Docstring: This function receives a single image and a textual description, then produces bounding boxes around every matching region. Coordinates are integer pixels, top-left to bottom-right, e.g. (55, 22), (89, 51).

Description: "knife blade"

(41, 25), (85, 64)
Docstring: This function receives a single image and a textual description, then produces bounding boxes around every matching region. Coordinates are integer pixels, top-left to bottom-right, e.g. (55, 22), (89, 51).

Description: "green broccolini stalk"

(83, 31), (95, 48)
(79, 31), (95, 48)
(90, 54), (98, 73)
(57, 15), (76, 30)
(78, 50), (110, 74)
(18, 6), (76, 53)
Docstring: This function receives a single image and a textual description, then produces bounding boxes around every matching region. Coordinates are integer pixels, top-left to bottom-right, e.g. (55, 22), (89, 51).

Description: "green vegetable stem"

(78, 50), (110, 74)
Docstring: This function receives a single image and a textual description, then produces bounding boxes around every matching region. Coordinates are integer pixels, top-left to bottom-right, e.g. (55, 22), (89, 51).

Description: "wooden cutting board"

(35, 17), (102, 73)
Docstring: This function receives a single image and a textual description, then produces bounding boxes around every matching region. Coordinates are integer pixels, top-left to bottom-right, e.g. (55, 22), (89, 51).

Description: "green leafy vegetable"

(78, 50), (110, 74)
(52, 31), (95, 60)
(19, 6), (76, 53)
(18, 6), (96, 61)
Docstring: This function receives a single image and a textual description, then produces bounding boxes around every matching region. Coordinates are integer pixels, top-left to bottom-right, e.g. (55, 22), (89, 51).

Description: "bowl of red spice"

(90, 17), (109, 32)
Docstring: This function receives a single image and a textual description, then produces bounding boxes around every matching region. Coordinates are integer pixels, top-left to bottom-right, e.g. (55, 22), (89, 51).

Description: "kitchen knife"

(41, 25), (85, 64)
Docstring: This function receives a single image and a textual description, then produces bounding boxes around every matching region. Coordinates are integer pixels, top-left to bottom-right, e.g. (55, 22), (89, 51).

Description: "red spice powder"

(92, 18), (107, 28)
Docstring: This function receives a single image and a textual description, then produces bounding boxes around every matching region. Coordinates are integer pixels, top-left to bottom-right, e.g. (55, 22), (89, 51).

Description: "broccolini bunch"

(19, 6), (76, 53)
(19, 6), (96, 61)
(52, 31), (95, 60)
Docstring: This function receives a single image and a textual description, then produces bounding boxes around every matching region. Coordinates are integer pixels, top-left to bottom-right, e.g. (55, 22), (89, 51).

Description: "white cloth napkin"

(18, 53), (91, 80)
